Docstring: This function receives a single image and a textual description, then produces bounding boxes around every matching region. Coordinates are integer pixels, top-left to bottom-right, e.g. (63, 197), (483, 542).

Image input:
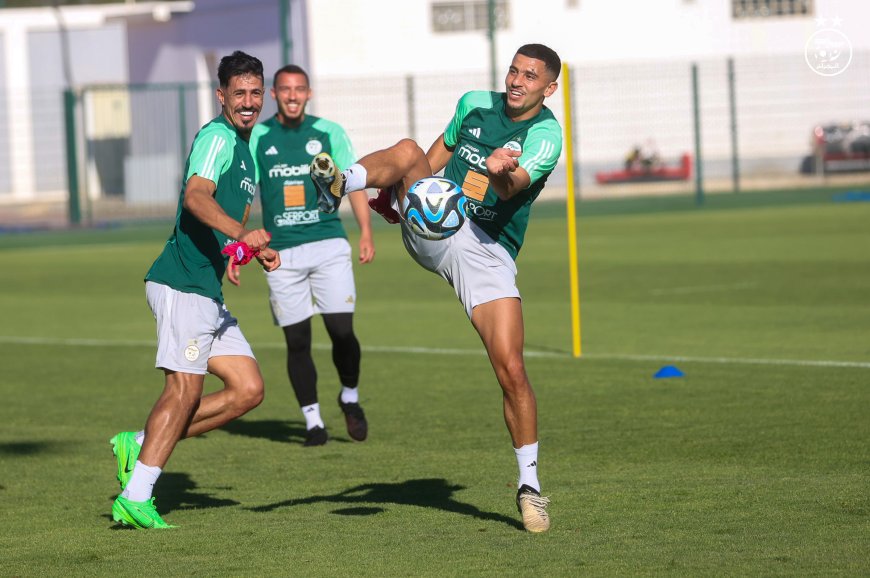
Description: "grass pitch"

(1, 188), (868, 576)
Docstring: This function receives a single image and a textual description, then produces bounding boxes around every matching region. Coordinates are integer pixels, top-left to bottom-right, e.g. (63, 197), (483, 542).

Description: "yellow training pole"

(561, 63), (582, 357)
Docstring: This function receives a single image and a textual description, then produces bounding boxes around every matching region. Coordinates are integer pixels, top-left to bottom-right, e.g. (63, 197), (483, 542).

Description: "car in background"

(800, 121), (870, 173)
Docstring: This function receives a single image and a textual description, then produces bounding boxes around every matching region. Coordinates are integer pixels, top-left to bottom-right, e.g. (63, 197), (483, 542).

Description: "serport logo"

(274, 209), (321, 227)
(466, 199), (497, 221)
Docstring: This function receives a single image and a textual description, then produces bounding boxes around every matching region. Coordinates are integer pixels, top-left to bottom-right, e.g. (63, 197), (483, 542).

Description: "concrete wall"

(306, 0), (869, 76)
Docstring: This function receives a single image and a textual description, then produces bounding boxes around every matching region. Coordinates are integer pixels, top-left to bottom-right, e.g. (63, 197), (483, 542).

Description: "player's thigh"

(448, 222), (520, 318)
(210, 304), (255, 361)
(265, 246), (315, 326)
(308, 238), (356, 315)
(146, 281), (222, 374)
(471, 297), (525, 361)
(207, 354), (264, 394)
(401, 220), (452, 273)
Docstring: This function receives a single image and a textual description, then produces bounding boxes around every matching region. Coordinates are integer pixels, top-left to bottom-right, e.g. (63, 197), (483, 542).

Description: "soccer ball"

(401, 177), (467, 240)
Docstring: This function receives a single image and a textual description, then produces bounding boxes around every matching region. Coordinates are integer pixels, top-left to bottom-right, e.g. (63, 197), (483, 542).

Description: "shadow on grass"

(0, 441), (58, 456)
(155, 472), (240, 512)
(219, 418), (353, 445)
(219, 418), (307, 444)
(248, 477), (524, 530)
(107, 472), (239, 529)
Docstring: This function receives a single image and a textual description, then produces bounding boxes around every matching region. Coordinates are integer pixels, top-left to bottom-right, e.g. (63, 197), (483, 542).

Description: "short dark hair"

(516, 44), (561, 80)
(273, 64), (310, 88)
(217, 51), (264, 88)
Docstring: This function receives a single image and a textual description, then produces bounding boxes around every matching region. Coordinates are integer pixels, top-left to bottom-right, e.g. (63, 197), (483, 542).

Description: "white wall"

(307, 0), (870, 76)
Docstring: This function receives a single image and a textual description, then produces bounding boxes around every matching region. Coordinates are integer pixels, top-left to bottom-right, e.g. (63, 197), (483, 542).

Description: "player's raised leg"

(471, 297), (550, 533)
(310, 139), (432, 214)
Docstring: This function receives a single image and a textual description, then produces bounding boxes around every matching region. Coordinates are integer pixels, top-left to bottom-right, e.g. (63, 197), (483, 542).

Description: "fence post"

(691, 63), (704, 205)
(405, 75), (416, 142)
(63, 88), (81, 225)
(178, 84), (188, 157)
(728, 57), (740, 193)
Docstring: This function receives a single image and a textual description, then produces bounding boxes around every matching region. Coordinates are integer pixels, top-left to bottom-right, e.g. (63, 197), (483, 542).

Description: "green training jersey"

(145, 115), (257, 303)
(442, 90), (562, 260)
(249, 115), (356, 250)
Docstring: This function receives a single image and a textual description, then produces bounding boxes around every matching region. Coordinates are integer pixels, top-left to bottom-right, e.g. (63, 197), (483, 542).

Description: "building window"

(432, 1), (510, 33)
(733, 0), (812, 18)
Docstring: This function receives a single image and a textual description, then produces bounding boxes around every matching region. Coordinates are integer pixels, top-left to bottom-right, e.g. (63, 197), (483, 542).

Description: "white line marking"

(1, 335), (868, 369)
(650, 282), (757, 296)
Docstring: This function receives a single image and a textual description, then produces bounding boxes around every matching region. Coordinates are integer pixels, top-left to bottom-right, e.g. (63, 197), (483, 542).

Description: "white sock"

(134, 430), (145, 446)
(515, 442), (540, 492)
(342, 163), (367, 193)
(302, 403), (325, 430)
(121, 460), (162, 502)
(340, 386), (359, 404)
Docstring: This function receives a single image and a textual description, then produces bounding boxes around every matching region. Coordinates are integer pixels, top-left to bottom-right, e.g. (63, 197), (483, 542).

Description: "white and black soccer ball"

(401, 177), (467, 241)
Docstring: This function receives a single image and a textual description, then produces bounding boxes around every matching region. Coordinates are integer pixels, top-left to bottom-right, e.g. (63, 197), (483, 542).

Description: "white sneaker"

(516, 484), (551, 533)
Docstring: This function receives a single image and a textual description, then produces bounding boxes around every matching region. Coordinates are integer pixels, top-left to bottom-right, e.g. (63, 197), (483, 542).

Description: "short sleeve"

(519, 119), (563, 185)
(186, 126), (234, 185)
(443, 91), (495, 148)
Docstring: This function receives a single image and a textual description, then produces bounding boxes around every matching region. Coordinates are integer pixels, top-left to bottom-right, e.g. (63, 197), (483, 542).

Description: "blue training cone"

(654, 365), (684, 379)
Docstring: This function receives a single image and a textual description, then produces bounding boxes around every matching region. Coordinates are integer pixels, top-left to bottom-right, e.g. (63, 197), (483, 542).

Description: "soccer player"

(109, 51), (280, 529)
(310, 44), (562, 533)
(245, 64), (373, 446)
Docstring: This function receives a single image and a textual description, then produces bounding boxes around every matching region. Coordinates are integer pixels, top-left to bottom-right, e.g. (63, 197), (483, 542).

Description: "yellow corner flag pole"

(562, 63), (582, 357)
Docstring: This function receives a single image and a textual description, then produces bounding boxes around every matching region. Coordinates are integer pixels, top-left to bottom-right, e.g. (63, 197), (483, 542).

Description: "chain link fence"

(3, 50), (870, 227)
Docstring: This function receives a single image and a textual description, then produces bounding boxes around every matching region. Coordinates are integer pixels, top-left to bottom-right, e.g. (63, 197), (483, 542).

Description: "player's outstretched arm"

(486, 148), (531, 200)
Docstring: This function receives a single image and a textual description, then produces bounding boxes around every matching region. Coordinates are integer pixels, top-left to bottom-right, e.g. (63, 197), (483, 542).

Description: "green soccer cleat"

(309, 152), (346, 213)
(110, 431), (141, 491)
(112, 496), (175, 529)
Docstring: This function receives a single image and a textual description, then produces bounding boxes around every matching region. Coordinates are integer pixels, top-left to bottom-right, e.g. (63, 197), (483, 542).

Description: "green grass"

(1, 192), (868, 576)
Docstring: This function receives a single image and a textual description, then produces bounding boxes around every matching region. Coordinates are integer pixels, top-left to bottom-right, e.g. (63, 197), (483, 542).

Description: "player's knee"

(494, 356), (529, 393)
(233, 375), (264, 412)
(283, 321), (311, 353)
(395, 138), (425, 163)
(323, 313), (355, 342)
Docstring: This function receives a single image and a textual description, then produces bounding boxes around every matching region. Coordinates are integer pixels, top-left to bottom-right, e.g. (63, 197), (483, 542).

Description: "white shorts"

(401, 219), (520, 319)
(265, 237), (356, 327)
(145, 281), (255, 375)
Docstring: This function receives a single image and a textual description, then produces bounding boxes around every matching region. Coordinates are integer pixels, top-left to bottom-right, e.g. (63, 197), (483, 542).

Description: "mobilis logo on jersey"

(457, 143), (488, 171)
(239, 177), (255, 195)
(269, 163), (310, 178)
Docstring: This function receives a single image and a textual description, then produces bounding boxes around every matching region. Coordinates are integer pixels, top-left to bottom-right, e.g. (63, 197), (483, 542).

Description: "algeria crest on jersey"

(306, 139), (323, 155)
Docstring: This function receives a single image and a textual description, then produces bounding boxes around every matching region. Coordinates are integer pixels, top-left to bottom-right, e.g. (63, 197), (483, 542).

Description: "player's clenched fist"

(256, 248), (281, 272)
(486, 148), (521, 176)
(238, 228), (272, 252)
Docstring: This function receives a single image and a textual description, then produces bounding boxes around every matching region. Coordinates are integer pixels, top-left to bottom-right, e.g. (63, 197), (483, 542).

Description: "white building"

(1, 0), (868, 208)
